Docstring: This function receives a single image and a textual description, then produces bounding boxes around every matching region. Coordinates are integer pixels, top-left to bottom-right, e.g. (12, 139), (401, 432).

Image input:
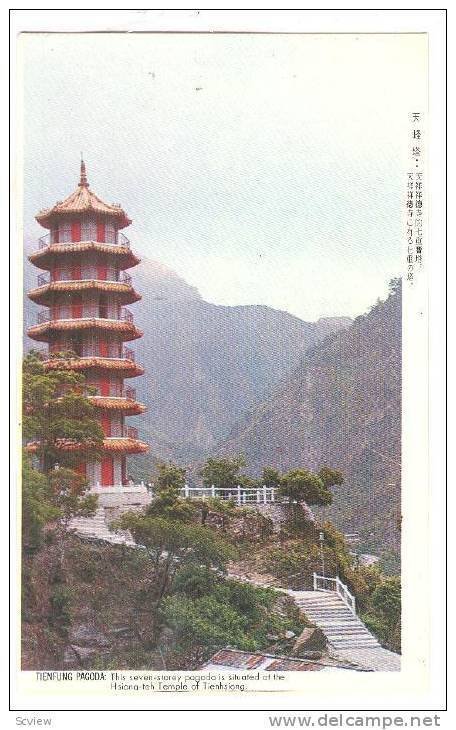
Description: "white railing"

(36, 232), (131, 250)
(313, 572), (356, 615)
(179, 484), (276, 505)
(91, 481), (148, 494)
(36, 306), (134, 324)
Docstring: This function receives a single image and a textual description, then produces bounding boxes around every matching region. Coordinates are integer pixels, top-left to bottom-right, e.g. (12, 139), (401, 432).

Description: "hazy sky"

(21, 32), (426, 320)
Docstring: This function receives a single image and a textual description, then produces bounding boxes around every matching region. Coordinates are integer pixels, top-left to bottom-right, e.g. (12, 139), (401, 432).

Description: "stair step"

(324, 628), (371, 634)
(329, 641), (380, 649)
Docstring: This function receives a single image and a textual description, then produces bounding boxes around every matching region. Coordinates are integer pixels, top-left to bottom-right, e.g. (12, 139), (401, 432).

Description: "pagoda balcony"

(86, 386), (137, 399)
(123, 426), (138, 439)
(36, 306), (135, 324)
(38, 231), (131, 249)
(34, 346), (138, 363)
(105, 426), (139, 440)
(36, 270), (132, 286)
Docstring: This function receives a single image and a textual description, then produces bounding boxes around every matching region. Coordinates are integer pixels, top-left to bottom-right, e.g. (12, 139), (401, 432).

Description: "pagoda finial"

(79, 156), (89, 188)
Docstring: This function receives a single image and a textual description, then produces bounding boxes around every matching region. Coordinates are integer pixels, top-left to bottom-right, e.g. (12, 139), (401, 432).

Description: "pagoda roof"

(36, 161), (131, 229)
(25, 437), (149, 455)
(43, 356), (144, 378)
(102, 437), (149, 454)
(27, 318), (143, 343)
(29, 241), (140, 271)
(88, 396), (147, 415)
(28, 280), (141, 306)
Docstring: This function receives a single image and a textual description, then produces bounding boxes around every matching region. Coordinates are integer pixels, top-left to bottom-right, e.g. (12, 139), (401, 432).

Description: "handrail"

(178, 484), (277, 505)
(124, 426), (138, 439)
(36, 270), (132, 286)
(43, 351), (141, 367)
(120, 271), (132, 284)
(36, 306), (135, 325)
(313, 572), (356, 615)
(35, 232), (131, 250)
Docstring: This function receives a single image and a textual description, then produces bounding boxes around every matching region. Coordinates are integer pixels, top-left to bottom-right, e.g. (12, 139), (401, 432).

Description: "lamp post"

(319, 531), (325, 577)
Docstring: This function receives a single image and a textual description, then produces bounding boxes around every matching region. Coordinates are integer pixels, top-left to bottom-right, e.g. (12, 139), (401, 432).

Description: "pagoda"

(27, 160), (149, 488)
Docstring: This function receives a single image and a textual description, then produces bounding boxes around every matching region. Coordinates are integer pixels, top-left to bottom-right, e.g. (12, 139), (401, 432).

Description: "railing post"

(313, 572), (317, 591)
(211, 484), (216, 498)
(184, 483), (189, 498)
(263, 484), (267, 504)
(237, 484), (241, 505)
(271, 487), (275, 503)
(256, 489), (260, 504)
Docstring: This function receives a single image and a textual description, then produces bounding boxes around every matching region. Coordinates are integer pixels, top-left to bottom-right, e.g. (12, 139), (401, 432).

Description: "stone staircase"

(68, 508), (135, 546)
(289, 590), (380, 650)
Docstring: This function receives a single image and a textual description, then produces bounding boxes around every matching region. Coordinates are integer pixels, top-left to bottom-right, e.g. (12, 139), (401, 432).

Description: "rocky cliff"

(218, 282), (402, 553)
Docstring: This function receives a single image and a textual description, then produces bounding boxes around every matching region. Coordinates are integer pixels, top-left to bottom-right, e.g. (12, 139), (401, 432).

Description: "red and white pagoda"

(27, 161), (149, 488)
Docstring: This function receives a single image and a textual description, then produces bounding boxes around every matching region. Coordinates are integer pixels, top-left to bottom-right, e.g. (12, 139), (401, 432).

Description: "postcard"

(8, 8), (447, 724)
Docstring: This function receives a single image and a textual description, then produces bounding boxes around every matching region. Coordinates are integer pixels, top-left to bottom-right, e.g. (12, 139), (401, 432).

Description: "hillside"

(23, 242), (351, 465)
(218, 282), (402, 554)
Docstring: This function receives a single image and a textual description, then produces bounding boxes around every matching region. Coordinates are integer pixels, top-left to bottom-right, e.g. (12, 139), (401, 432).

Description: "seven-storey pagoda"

(27, 161), (148, 488)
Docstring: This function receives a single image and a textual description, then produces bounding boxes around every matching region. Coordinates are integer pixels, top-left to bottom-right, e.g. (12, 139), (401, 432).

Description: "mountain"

(23, 241), (351, 465)
(217, 282), (402, 553)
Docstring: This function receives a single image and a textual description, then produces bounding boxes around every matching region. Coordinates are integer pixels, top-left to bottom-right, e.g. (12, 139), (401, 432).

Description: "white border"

(6, 6), (447, 720)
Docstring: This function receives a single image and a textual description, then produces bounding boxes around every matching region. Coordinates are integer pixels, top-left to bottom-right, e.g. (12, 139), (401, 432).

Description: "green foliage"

(371, 576), (401, 622)
(204, 496), (238, 515)
(113, 512), (237, 613)
(377, 550), (401, 576)
(154, 461), (186, 495)
(23, 352), (104, 472)
(200, 455), (246, 490)
(163, 574), (299, 658)
(48, 467), (97, 526)
(279, 469), (333, 506)
(22, 455), (59, 552)
(161, 594), (252, 652)
(217, 580), (276, 624)
(342, 565), (401, 652)
(262, 540), (329, 587)
(146, 488), (197, 523)
(262, 467), (282, 489)
(318, 466), (344, 489)
(172, 565), (219, 599)
(48, 585), (72, 629)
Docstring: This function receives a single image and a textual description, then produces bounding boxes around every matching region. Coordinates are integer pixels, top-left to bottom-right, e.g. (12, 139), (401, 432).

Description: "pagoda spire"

(79, 156), (89, 188)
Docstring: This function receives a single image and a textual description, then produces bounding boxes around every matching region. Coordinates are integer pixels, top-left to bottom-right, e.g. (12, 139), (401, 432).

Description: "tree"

(161, 594), (250, 662)
(154, 461), (186, 495)
(48, 467), (98, 531)
(318, 466), (344, 489)
(147, 461), (195, 522)
(363, 576), (401, 652)
(22, 455), (59, 552)
(23, 352), (104, 473)
(262, 467), (281, 489)
(371, 577), (401, 623)
(200, 456), (246, 490)
(113, 512), (237, 617)
(22, 352), (101, 565)
(279, 469), (333, 506)
(162, 573), (287, 664)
